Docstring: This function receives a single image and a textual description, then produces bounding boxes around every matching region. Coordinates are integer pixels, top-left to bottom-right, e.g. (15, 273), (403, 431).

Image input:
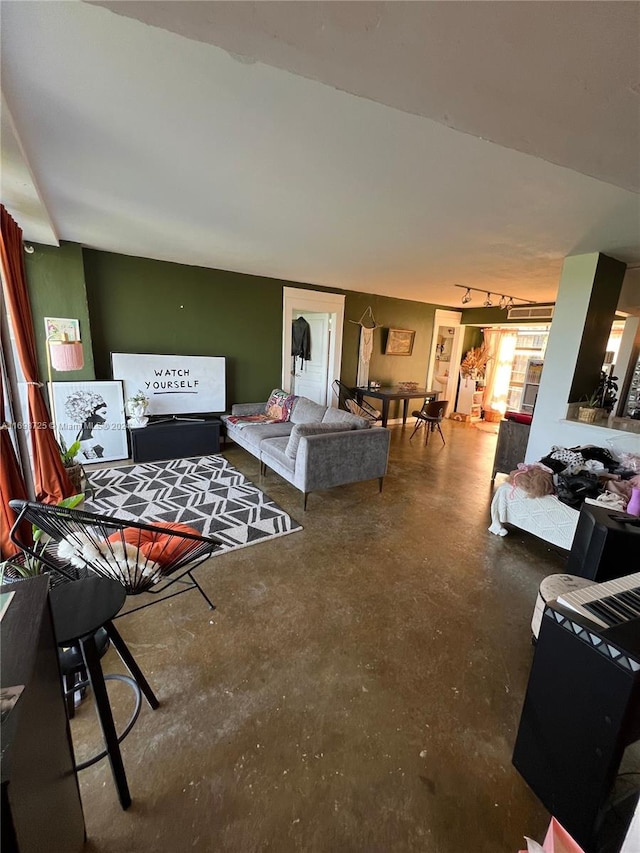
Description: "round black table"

(49, 577), (159, 810)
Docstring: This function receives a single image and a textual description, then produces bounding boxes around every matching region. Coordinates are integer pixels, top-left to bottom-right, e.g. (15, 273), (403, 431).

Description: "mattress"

(489, 482), (579, 550)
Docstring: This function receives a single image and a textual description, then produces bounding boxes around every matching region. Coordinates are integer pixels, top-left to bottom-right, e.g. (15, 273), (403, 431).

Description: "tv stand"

(151, 415), (206, 425)
(129, 417), (221, 463)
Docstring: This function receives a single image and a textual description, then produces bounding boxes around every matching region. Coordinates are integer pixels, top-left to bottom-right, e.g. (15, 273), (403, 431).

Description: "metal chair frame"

(9, 499), (222, 615)
(331, 380), (381, 423)
(409, 400), (449, 445)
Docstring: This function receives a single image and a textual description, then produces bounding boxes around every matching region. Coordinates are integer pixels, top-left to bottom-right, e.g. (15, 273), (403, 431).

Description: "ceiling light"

(453, 284), (537, 308)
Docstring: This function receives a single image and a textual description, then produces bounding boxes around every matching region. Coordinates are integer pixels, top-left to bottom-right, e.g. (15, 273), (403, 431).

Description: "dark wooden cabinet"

(491, 418), (531, 480)
(129, 417), (221, 463)
(1, 577), (85, 853)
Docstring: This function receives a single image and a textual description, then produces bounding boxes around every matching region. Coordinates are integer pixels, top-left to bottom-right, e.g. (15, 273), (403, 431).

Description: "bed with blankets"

(489, 442), (640, 550)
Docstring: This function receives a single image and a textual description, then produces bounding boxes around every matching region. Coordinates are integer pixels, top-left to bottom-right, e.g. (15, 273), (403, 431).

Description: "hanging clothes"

(292, 316), (311, 370)
(356, 326), (375, 388)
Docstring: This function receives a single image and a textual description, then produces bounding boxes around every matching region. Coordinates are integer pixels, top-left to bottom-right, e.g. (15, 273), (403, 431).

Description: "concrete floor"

(73, 419), (568, 852)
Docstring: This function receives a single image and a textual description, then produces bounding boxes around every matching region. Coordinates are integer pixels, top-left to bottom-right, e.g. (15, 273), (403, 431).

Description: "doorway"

(426, 310), (463, 410)
(282, 288), (345, 406)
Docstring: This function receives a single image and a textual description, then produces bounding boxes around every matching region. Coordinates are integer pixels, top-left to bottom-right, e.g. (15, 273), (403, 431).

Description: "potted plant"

(0, 494), (85, 583)
(126, 389), (150, 428)
(577, 391), (601, 423)
(60, 438), (84, 492)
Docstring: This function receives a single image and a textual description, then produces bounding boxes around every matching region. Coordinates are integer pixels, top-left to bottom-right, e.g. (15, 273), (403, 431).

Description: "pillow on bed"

(265, 388), (297, 422)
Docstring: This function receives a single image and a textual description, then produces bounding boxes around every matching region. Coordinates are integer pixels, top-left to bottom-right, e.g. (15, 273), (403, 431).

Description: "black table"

(355, 387), (438, 428)
(49, 577), (159, 809)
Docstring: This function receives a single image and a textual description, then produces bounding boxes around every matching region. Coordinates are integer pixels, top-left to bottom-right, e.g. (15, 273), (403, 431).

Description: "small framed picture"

(49, 380), (128, 463)
(44, 317), (80, 341)
(385, 328), (416, 356)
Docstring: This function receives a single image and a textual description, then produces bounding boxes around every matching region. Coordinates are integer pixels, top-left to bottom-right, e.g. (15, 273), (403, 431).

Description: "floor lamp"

(46, 335), (85, 444)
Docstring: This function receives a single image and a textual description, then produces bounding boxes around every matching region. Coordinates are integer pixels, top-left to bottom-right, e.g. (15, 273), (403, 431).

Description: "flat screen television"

(111, 353), (225, 416)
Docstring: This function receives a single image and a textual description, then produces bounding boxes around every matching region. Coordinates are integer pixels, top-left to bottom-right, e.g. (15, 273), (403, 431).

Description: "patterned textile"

(225, 413), (284, 430)
(85, 455), (302, 552)
(265, 389), (297, 422)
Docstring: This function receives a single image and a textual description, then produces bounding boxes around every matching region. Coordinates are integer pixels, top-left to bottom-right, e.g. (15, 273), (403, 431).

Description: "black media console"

(128, 417), (222, 463)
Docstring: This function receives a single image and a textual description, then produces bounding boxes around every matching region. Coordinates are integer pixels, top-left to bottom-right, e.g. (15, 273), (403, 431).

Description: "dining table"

(355, 386), (438, 428)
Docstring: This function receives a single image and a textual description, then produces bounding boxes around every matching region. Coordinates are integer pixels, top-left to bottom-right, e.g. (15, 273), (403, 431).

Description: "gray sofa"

(221, 396), (391, 509)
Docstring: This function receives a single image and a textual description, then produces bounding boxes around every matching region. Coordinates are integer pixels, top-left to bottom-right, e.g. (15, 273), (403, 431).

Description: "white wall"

(526, 253), (639, 460)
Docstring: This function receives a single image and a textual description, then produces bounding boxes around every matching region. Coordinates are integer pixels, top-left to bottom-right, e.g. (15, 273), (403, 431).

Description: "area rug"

(474, 421), (499, 434)
(84, 455), (302, 554)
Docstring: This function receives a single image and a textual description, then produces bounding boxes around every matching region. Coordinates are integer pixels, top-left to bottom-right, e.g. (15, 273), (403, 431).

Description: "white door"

(291, 313), (330, 404)
(281, 287), (345, 404)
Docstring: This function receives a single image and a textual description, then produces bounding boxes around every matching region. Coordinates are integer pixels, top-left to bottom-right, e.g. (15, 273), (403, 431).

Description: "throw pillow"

(265, 388), (297, 422)
(107, 522), (203, 568)
(285, 422), (348, 460)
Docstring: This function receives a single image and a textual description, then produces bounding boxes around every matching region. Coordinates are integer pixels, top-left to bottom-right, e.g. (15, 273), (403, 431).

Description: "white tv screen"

(111, 353), (226, 416)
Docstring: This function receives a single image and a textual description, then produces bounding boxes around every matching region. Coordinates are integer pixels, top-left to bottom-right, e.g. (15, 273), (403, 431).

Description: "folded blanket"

(225, 414), (285, 430)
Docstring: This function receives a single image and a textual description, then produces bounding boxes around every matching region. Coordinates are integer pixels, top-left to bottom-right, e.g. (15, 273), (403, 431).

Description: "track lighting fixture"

(454, 284), (536, 311)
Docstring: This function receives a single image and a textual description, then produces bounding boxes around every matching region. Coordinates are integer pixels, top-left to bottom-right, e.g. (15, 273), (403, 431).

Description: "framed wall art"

(49, 380), (128, 463)
(385, 328), (416, 356)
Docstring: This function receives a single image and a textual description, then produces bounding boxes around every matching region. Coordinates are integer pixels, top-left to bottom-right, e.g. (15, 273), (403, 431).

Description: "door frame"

(426, 310), (464, 411)
(282, 288), (345, 402)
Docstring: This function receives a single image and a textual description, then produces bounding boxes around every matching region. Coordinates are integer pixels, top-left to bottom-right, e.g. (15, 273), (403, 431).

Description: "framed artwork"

(385, 328), (416, 356)
(44, 317), (80, 341)
(49, 380), (128, 463)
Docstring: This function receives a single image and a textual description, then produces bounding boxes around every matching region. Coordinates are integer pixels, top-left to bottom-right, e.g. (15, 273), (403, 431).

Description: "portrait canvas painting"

(50, 381), (127, 463)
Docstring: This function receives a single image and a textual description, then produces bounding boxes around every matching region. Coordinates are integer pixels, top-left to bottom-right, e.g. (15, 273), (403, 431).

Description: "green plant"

(0, 494), (85, 581)
(61, 439), (81, 467)
(579, 390), (601, 409)
(127, 389), (149, 408)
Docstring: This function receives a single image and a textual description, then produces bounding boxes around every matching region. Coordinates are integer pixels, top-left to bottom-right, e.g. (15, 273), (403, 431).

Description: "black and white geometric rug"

(85, 455), (302, 554)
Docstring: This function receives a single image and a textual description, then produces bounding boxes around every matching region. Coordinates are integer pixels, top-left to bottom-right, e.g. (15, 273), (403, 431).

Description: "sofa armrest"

(231, 402), (267, 416)
(296, 428), (390, 492)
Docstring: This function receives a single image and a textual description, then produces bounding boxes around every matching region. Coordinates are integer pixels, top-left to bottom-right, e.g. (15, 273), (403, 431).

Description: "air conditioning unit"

(507, 305), (555, 321)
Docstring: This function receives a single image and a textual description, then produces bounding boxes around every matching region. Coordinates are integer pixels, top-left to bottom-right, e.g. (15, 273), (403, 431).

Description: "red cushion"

(505, 412), (533, 425)
(107, 522), (203, 566)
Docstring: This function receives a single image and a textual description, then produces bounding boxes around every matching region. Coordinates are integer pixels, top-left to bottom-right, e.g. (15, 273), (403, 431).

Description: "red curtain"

(0, 371), (31, 558)
(0, 205), (73, 504)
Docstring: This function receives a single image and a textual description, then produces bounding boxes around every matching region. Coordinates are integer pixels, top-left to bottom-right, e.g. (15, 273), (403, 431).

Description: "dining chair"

(409, 400), (449, 445)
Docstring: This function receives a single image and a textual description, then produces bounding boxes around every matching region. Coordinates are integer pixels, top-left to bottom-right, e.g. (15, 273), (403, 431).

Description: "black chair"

(9, 499), (222, 615)
(409, 399), (449, 445)
(331, 379), (381, 424)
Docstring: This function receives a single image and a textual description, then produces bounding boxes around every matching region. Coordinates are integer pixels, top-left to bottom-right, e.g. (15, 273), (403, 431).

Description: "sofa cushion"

(290, 397), (327, 424)
(260, 437), (296, 473)
(322, 407), (369, 430)
(285, 422), (349, 460)
(231, 421), (294, 451)
(265, 388), (297, 422)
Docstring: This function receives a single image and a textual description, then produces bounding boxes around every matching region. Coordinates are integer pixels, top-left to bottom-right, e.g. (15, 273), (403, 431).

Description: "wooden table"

(356, 387), (438, 428)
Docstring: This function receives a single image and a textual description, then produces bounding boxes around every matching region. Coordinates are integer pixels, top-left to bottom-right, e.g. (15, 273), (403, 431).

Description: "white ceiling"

(1, 0), (639, 309)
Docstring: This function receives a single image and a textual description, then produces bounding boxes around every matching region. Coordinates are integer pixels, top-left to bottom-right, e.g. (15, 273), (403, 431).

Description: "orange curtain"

(0, 371), (31, 558)
(0, 205), (73, 504)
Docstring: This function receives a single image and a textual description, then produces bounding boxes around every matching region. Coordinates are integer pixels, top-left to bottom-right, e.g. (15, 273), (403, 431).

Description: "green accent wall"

(82, 250), (295, 407)
(24, 242), (96, 383)
(25, 244), (448, 415)
(342, 292), (448, 420)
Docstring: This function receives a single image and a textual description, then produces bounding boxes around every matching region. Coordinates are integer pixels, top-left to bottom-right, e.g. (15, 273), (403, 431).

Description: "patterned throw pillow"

(265, 389), (296, 422)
